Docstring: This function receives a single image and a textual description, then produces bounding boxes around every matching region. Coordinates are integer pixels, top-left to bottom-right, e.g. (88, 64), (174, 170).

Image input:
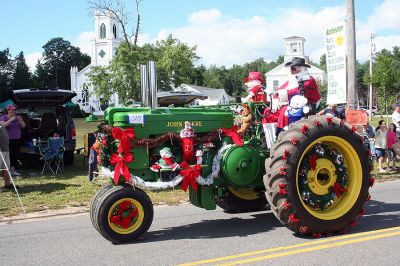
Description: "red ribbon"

(332, 182), (348, 197)
(109, 200), (139, 229)
(309, 154), (318, 170)
(179, 161), (201, 192)
(221, 126), (243, 146)
(110, 153), (133, 185)
(112, 127), (135, 153)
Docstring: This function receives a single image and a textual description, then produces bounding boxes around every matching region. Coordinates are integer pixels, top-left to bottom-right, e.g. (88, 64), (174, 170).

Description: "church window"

(82, 84), (89, 106)
(100, 23), (106, 39)
(113, 24), (117, 39)
(290, 43), (298, 53)
(99, 49), (106, 58)
(273, 80), (279, 90)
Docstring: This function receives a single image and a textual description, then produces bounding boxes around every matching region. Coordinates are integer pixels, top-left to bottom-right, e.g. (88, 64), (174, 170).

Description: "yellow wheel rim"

(108, 198), (144, 234)
(296, 136), (362, 220)
(228, 187), (259, 200)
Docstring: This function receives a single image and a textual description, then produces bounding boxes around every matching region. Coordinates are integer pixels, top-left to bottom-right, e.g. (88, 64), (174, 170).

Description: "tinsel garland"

(100, 144), (232, 190)
(298, 143), (348, 210)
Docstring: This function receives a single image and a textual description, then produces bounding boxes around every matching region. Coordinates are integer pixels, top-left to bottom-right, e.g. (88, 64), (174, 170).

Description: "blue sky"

(1, 0), (399, 69)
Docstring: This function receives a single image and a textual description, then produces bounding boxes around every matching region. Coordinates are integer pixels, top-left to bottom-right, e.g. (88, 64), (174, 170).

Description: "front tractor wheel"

(95, 186), (154, 243)
(264, 116), (372, 235)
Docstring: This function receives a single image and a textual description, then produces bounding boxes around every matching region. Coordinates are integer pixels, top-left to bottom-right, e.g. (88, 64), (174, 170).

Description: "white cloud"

(188, 9), (223, 25)
(73, 31), (95, 57)
(365, 0), (400, 33)
(152, 6), (346, 67)
(356, 0), (400, 61)
(147, 0), (400, 67)
(25, 52), (42, 72)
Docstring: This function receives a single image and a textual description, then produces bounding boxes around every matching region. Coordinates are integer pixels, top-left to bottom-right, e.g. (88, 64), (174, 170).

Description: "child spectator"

(386, 123), (399, 170)
(375, 120), (388, 173)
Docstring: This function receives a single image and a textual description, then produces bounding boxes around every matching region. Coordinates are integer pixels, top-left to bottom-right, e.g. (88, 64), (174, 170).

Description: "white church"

(266, 36), (326, 91)
(70, 11), (121, 114)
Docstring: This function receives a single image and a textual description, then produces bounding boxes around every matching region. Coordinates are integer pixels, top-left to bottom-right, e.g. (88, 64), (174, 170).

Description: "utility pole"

(346, 0), (357, 110)
(369, 33), (375, 121)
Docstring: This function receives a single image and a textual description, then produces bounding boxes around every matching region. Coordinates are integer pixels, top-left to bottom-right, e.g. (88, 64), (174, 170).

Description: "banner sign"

(325, 25), (347, 104)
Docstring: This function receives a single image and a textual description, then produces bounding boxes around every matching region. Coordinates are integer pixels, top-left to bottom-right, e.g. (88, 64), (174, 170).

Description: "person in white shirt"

(392, 103), (400, 137)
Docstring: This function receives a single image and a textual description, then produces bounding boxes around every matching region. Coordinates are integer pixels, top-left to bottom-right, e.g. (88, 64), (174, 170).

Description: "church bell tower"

(92, 11), (120, 66)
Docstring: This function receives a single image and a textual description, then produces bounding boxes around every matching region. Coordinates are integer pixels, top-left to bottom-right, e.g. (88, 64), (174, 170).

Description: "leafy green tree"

(225, 65), (246, 97)
(370, 48), (400, 115)
(203, 65), (226, 89)
(38, 37), (90, 89)
(0, 48), (14, 91)
(156, 35), (199, 91)
(188, 64), (206, 86)
(12, 51), (33, 89)
(355, 61), (369, 105)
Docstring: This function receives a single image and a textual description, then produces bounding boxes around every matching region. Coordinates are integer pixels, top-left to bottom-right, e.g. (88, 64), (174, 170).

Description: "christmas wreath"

(298, 143), (348, 210)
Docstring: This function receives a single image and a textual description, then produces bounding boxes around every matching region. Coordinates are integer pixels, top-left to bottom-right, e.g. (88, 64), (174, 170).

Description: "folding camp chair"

(39, 137), (65, 175)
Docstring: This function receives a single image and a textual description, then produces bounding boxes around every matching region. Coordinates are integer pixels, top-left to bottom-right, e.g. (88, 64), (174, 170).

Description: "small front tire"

(95, 186), (154, 243)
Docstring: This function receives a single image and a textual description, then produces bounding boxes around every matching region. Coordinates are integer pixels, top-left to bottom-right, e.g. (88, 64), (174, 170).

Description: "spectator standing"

(318, 104), (339, 117)
(392, 103), (400, 137)
(375, 120), (388, 173)
(0, 105), (26, 176)
(386, 123), (399, 170)
(0, 123), (19, 189)
(363, 122), (376, 157)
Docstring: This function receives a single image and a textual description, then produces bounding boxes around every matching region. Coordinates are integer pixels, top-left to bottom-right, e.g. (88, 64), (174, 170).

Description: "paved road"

(1, 180), (400, 266)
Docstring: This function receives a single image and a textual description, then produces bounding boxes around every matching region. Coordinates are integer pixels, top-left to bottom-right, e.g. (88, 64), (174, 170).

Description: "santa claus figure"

(243, 71), (267, 102)
(180, 121), (196, 163)
(276, 57), (321, 133)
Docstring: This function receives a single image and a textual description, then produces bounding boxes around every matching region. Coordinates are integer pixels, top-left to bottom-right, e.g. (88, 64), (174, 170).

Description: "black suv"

(11, 88), (77, 165)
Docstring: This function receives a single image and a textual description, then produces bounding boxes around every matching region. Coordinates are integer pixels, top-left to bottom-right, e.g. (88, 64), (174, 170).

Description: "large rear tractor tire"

(94, 186), (154, 243)
(264, 115), (372, 235)
(216, 186), (268, 213)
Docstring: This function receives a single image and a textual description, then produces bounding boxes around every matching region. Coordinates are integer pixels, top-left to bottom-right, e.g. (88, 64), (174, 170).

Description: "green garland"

(94, 124), (118, 169)
(298, 143), (348, 210)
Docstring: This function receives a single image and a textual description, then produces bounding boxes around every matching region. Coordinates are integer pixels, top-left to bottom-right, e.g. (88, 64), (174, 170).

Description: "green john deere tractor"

(89, 63), (372, 244)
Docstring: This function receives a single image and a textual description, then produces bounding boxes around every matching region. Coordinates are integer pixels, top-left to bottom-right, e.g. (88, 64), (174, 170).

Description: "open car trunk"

(12, 89), (77, 156)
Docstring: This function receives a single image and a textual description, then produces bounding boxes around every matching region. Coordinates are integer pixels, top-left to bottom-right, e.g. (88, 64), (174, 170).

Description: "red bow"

(221, 126), (243, 146)
(110, 153), (133, 185)
(109, 200), (139, 228)
(332, 182), (348, 197)
(179, 161), (201, 192)
(112, 127), (135, 153)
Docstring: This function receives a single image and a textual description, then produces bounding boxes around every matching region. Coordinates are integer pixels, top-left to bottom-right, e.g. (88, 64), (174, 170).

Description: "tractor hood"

(12, 88), (77, 106)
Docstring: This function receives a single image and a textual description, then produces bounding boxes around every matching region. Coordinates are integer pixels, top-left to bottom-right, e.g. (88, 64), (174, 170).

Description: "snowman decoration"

(150, 147), (179, 172)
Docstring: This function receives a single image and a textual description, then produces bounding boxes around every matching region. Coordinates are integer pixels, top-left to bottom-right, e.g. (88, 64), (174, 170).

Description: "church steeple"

(284, 36), (306, 62)
(93, 10), (120, 66)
